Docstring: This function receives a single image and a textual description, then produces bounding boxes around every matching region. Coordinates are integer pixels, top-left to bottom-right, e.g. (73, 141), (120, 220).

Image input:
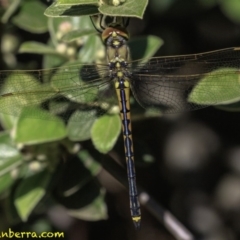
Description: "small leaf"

(45, 1), (99, 17)
(48, 15), (95, 47)
(188, 68), (240, 105)
(19, 42), (61, 55)
(61, 29), (96, 42)
(0, 113), (18, 130)
(43, 53), (67, 69)
(99, 0), (148, 19)
(129, 35), (164, 62)
(14, 170), (52, 221)
(78, 34), (104, 63)
(1, 0), (21, 23)
(51, 61), (98, 103)
(0, 133), (23, 193)
(67, 110), (97, 141)
(91, 114), (121, 153)
(0, 73), (55, 117)
(14, 107), (66, 145)
(0, 174), (15, 194)
(42, 39), (66, 69)
(12, 0), (48, 33)
(0, 132), (21, 164)
(220, 0), (240, 23)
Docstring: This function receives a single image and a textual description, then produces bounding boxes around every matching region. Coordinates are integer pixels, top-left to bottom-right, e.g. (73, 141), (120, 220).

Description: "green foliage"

(45, 0), (148, 19)
(219, 0), (240, 23)
(12, 0), (48, 33)
(129, 35), (164, 64)
(19, 42), (61, 55)
(0, 0), (160, 227)
(189, 68), (240, 105)
(2, 0), (240, 231)
(14, 170), (52, 221)
(14, 107), (67, 144)
(91, 114), (121, 153)
(0, 133), (23, 194)
(67, 110), (97, 141)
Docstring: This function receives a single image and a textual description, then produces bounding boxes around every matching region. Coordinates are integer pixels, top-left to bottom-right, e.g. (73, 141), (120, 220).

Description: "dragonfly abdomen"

(103, 24), (141, 229)
(115, 79), (141, 229)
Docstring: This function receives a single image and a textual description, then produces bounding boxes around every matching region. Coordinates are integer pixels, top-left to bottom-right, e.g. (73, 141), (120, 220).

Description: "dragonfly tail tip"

(133, 219), (141, 230)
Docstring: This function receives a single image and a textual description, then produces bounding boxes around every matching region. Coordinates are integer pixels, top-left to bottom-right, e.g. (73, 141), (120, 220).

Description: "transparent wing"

(130, 47), (240, 113)
(0, 62), (117, 121)
(2, 47), (240, 121)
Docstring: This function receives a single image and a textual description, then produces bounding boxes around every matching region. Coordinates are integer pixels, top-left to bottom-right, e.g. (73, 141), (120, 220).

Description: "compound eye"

(102, 27), (129, 42)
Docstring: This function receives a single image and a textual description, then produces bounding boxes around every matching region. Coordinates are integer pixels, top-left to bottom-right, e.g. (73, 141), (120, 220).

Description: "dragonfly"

(1, 14), (240, 229)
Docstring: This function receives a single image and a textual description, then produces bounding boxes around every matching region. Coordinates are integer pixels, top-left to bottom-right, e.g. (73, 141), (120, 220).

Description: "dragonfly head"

(101, 26), (129, 45)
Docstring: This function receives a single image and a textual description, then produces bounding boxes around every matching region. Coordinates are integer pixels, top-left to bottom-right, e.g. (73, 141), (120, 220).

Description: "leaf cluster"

(0, 0), (161, 226)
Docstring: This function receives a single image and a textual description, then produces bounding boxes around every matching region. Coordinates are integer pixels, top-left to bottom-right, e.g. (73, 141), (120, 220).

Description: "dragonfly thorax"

(104, 32), (127, 51)
(109, 57), (128, 69)
(108, 57), (130, 79)
(104, 28), (130, 66)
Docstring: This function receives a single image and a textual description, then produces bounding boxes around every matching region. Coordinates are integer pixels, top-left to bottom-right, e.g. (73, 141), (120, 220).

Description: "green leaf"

(67, 188), (107, 221)
(1, 0), (21, 24)
(14, 107), (66, 145)
(42, 39), (67, 69)
(46, 0), (148, 18)
(219, 0), (240, 23)
(0, 113), (18, 130)
(91, 114), (121, 153)
(58, 0), (99, 5)
(43, 53), (67, 69)
(0, 73), (55, 117)
(78, 34), (104, 63)
(99, 0), (148, 19)
(14, 170), (52, 221)
(129, 35), (164, 62)
(12, 0), (48, 33)
(188, 68), (240, 105)
(51, 61), (98, 103)
(0, 132), (21, 164)
(67, 110), (97, 141)
(48, 15), (95, 45)
(19, 42), (61, 55)
(45, 1), (99, 17)
(0, 174), (15, 194)
(48, 101), (70, 116)
(60, 16), (103, 63)
(61, 29), (96, 42)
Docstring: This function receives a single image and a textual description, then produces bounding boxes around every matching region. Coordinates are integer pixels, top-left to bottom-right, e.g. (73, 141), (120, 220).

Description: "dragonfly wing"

(0, 72), (56, 117)
(131, 73), (202, 113)
(131, 47), (240, 113)
(0, 63), (117, 121)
